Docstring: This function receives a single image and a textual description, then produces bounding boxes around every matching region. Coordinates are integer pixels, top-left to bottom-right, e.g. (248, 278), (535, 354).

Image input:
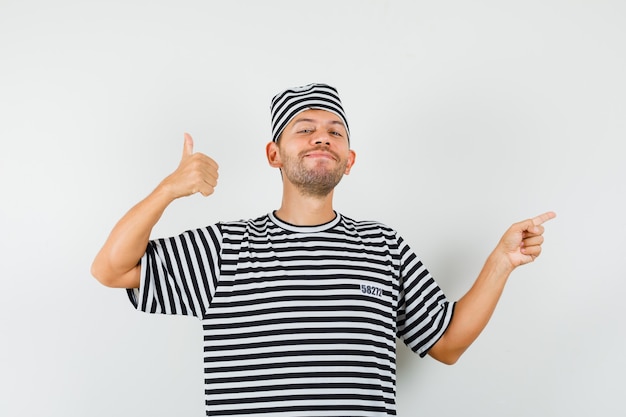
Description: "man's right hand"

(159, 133), (220, 200)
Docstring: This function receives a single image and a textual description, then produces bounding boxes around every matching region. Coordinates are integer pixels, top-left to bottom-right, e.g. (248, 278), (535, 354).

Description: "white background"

(1, 1), (624, 416)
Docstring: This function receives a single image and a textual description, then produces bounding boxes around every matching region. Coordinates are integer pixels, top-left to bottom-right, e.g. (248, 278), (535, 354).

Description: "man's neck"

(274, 188), (336, 226)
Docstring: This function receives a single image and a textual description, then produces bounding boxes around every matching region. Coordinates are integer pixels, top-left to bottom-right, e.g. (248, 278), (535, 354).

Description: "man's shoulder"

(339, 213), (398, 236)
(217, 213), (272, 232)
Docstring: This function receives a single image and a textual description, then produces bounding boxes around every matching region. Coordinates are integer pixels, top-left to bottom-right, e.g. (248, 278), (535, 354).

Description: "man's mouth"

(302, 149), (338, 161)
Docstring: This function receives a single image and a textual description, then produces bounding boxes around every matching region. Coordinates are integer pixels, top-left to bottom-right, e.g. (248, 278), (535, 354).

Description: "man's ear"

(344, 149), (356, 175)
(266, 141), (282, 168)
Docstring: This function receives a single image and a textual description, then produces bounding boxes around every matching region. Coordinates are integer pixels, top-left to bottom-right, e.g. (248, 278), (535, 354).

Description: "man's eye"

(330, 131), (343, 137)
(299, 129), (313, 133)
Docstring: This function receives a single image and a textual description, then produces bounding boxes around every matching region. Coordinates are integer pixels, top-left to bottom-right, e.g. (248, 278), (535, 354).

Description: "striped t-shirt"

(127, 212), (454, 416)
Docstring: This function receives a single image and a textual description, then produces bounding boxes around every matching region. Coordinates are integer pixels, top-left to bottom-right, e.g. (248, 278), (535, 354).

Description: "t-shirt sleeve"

(126, 224), (221, 319)
(395, 236), (455, 357)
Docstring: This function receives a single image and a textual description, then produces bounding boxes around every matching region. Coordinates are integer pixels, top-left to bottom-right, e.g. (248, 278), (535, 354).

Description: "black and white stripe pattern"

(128, 212), (453, 416)
(270, 83), (350, 142)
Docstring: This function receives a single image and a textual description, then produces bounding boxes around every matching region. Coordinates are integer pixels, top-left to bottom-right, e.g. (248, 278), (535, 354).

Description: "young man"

(92, 83), (555, 416)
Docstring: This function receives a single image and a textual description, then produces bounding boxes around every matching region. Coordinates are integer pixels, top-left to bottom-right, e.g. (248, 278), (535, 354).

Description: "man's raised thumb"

(182, 132), (194, 159)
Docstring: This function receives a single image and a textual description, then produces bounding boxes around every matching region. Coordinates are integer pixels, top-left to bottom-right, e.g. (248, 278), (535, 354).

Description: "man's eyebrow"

(292, 118), (346, 127)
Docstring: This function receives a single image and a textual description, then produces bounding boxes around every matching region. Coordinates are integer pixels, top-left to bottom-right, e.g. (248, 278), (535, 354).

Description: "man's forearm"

(430, 253), (514, 364)
(91, 134), (220, 289)
(91, 186), (174, 288)
(428, 212), (555, 364)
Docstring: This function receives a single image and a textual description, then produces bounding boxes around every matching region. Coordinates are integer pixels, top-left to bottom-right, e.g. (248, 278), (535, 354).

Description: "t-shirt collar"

(269, 210), (341, 233)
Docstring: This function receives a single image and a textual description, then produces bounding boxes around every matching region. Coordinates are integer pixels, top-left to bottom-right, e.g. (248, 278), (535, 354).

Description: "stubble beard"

(280, 150), (348, 198)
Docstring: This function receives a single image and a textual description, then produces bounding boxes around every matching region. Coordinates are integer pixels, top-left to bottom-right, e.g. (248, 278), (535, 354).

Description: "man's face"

(267, 109), (356, 197)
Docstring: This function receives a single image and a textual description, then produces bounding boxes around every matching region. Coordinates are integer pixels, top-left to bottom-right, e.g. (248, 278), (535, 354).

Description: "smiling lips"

(302, 149), (338, 161)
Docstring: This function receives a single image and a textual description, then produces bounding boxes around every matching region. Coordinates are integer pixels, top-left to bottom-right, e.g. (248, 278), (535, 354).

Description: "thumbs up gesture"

(159, 133), (219, 200)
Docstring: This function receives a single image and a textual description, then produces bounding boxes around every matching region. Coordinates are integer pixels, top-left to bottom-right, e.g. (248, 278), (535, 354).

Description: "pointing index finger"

(532, 211), (557, 226)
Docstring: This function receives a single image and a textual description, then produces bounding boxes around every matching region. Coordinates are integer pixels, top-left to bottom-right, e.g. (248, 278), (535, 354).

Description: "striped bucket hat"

(270, 83), (350, 143)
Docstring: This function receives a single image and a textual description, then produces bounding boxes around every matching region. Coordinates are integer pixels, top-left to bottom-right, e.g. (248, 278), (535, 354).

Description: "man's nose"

(311, 131), (331, 146)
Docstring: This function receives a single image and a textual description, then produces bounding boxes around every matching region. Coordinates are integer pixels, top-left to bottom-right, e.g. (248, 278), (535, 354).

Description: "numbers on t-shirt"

(360, 284), (383, 298)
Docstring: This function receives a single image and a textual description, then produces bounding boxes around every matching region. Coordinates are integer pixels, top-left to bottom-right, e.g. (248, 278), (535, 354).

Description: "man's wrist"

(486, 250), (515, 278)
